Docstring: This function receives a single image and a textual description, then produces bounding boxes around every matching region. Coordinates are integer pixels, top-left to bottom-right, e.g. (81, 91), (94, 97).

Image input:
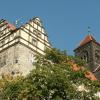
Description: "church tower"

(0, 17), (51, 76)
(74, 34), (100, 79)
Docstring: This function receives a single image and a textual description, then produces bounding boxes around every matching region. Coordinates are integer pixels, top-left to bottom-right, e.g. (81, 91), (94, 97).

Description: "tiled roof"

(74, 34), (100, 50)
(6, 21), (16, 30)
(0, 20), (16, 30)
(79, 34), (96, 47)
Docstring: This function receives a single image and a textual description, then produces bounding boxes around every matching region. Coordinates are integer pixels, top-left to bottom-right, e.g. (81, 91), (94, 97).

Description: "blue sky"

(0, 0), (100, 55)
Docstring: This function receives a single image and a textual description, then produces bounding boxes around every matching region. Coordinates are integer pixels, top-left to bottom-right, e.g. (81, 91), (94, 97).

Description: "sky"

(0, 0), (100, 55)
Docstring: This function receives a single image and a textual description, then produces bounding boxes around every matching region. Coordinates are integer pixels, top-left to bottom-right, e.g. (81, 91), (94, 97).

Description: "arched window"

(82, 51), (89, 62)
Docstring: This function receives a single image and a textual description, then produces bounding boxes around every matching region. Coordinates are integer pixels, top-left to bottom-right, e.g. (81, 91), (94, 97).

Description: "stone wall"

(74, 42), (94, 70)
(0, 43), (36, 76)
(92, 42), (100, 79)
(74, 41), (100, 79)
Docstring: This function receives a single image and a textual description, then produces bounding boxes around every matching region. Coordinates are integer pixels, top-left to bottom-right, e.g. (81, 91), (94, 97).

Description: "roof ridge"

(79, 34), (96, 47)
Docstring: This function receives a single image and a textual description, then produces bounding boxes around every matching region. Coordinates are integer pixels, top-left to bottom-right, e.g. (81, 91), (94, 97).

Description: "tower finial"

(88, 26), (91, 34)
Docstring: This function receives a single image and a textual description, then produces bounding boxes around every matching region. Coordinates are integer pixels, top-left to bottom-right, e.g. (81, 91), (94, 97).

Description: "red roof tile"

(79, 34), (96, 47)
(5, 21), (16, 30)
(74, 34), (100, 51)
(7, 23), (16, 30)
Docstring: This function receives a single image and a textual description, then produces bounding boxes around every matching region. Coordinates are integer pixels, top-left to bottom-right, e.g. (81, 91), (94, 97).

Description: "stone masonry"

(0, 17), (51, 76)
(74, 34), (100, 79)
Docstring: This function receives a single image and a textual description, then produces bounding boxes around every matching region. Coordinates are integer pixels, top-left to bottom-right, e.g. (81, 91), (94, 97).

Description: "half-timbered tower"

(74, 34), (100, 79)
(0, 17), (51, 76)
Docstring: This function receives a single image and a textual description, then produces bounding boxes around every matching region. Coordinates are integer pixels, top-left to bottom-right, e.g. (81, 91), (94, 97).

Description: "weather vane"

(88, 26), (91, 34)
(15, 17), (23, 27)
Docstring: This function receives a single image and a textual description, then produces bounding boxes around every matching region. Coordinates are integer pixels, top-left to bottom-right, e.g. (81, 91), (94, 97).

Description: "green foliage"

(45, 48), (67, 64)
(68, 55), (85, 66)
(71, 70), (85, 80)
(0, 48), (100, 100)
(27, 64), (76, 99)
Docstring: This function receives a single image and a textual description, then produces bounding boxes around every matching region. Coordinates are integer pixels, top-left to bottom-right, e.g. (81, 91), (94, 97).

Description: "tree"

(0, 48), (100, 100)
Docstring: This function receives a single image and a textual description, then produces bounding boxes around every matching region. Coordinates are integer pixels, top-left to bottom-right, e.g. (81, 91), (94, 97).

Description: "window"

(1, 40), (5, 45)
(38, 33), (41, 38)
(33, 30), (37, 34)
(15, 59), (18, 63)
(11, 34), (14, 39)
(82, 51), (89, 62)
(32, 38), (37, 46)
(6, 36), (10, 42)
(15, 57), (19, 63)
(0, 32), (3, 36)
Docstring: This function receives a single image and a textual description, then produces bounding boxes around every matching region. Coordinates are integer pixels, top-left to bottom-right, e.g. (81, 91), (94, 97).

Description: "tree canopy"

(0, 48), (100, 100)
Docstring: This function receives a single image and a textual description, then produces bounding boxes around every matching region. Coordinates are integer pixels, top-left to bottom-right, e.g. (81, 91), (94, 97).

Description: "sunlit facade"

(0, 17), (51, 75)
